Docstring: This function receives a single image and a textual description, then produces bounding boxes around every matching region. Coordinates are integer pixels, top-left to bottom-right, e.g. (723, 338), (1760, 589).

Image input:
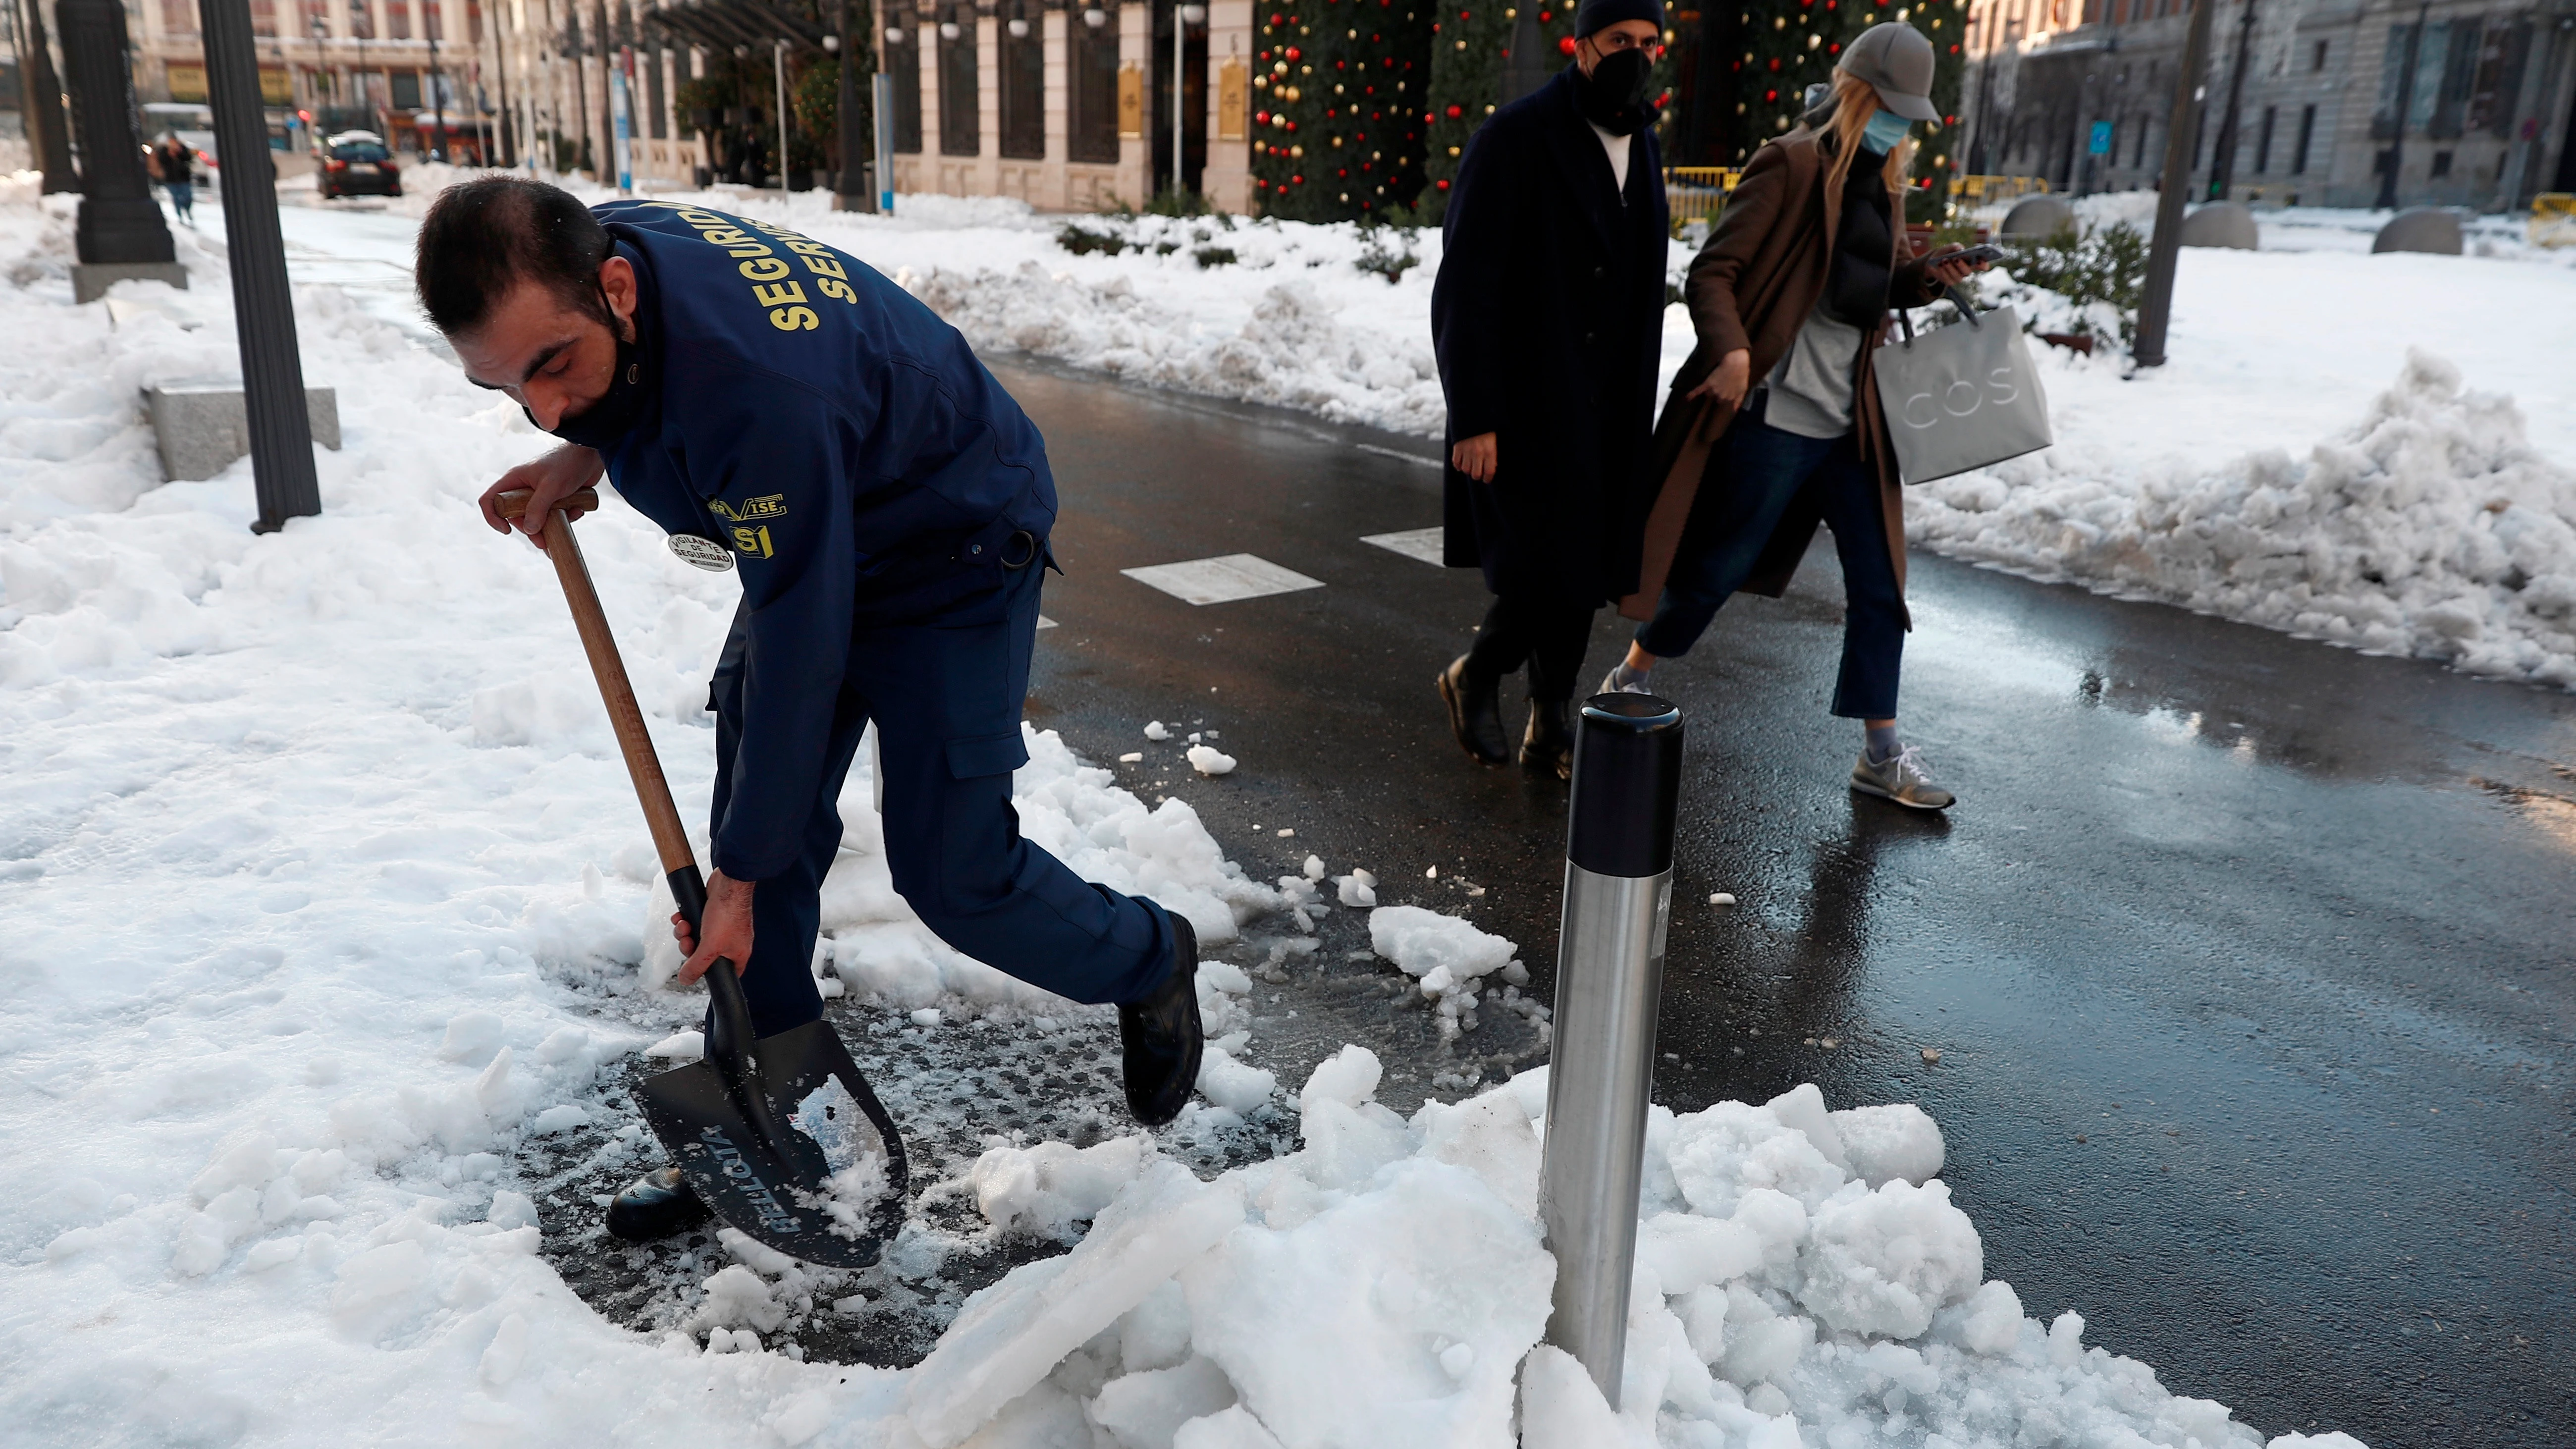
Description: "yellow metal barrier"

(1663, 167), (1741, 229)
(2533, 193), (2576, 249)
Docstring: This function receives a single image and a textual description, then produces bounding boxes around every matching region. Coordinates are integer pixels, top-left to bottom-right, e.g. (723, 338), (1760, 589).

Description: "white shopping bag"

(1872, 300), (2054, 484)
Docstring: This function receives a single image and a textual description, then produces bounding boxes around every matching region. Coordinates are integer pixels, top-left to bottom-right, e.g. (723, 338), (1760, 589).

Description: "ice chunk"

(1762, 1083), (1850, 1171)
(1664, 1101), (1847, 1216)
(1636, 1212), (1764, 1296)
(970, 1135), (1154, 1238)
(643, 1030), (704, 1061)
(1366, 905), (1515, 983)
(1087, 1354), (1236, 1449)
(1182, 1157), (1550, 1449)
(486, 1189), (538, 1232)
(906, 1160), (1246, 1448)
(1411, 1087), (1540, 1218)
(527, 1103), (587, 1135)
(439, 1010), (506, 1063)
(1518, 1345), (1624, 1449)
(1794, 1178), (1984, 1339)
(1301, 854), (1325, 881)
(1334, 874), (1376, 908)
(1830, 1102), (1945, 1186)
(1932, 1278), (2028, 1356)
(1717, 1312), (1813, 1388)
(1197, 1044), (1278, 1114)
(1145, 720), (1172, 741)
(686, 1264), (786, 1333)
(1171, 1406), (1286, 1449)
(1297, 1045), (1382, 1115)
(1186, 745), (1235, 776)
(1119, 1281), (1194, 1374)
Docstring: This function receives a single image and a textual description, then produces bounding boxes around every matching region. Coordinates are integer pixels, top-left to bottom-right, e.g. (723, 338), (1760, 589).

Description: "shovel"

(499, 487), (908, 1269)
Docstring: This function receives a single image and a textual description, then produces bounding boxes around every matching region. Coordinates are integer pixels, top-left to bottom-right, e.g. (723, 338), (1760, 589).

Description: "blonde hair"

(1823, 68), (1914, 199)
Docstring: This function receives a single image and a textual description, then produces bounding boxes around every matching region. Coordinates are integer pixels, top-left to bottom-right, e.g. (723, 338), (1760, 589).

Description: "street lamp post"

(2205, 0), (2256, 200)
(57, 0), (182, 293)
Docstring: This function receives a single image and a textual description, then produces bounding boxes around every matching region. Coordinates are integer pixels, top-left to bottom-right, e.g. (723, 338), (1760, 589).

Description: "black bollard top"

(1566, 694), (1685, 879)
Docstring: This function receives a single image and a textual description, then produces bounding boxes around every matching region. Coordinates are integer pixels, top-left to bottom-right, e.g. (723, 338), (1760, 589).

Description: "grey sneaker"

(1850, 745), (1955, 810)
(1600, 664), (1654, 696)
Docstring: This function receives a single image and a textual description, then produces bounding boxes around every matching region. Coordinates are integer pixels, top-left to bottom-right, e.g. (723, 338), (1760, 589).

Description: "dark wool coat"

(1616, 125), (1943, 623)
(1432, 66), (1669, 607)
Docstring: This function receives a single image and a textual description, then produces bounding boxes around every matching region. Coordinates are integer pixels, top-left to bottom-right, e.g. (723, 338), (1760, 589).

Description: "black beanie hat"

(1575, 0), (1663, 39)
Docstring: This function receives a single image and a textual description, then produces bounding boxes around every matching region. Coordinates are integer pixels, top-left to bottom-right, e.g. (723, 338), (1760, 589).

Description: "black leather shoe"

(1437, 655), (1511, 765)
(1120, 912), (1203, 1127)
(1521, 698), (1574, 780)
(603, 1165), (713, 1242)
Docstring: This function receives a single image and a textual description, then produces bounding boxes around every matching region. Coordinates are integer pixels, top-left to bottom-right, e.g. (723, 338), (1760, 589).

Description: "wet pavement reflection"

(997, 357), (2574, 1448)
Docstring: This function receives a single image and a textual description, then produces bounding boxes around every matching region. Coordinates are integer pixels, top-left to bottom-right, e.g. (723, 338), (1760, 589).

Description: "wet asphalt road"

(996, 356), (2576, 1449)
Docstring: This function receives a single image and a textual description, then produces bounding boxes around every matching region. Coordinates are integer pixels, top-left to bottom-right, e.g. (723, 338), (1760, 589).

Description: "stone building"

(1960, 0), (2576, 210)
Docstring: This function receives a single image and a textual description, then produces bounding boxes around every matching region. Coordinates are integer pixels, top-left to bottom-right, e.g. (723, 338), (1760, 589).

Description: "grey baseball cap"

(1839, 23), (1941, 122)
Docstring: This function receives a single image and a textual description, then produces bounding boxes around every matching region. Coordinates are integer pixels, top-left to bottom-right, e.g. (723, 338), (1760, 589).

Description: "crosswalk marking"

(1360, 527), (1446, 566)
(1122, 554), (1326, 605)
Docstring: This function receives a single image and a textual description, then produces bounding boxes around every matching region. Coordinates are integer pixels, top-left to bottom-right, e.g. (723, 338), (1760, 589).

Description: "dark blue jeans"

(1634, 413), (1905, 721)
(708, 564), (1177, 1038)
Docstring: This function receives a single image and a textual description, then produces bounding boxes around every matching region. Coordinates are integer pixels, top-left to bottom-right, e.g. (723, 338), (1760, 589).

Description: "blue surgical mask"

(1862, 110), (1913, 156)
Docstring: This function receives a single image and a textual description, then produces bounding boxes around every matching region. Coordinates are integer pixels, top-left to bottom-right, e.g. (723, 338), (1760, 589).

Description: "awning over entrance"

(643, 0), (833, 57)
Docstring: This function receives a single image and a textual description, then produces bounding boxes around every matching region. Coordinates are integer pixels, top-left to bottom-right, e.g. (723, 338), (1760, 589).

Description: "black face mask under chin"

(1576, 49), (1656, 136)
(536, 327), (651, 450)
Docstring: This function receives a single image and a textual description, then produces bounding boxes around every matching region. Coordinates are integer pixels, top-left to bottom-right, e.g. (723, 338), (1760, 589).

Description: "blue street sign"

(2089, 120), (2113, 156)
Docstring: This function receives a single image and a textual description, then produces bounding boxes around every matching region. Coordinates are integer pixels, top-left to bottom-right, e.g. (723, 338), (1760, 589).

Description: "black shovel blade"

(634, 1020), (909, 1271)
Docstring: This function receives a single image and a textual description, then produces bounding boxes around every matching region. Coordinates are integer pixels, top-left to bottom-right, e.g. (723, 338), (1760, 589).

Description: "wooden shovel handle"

(503, 490), (698, 880)
(494, 486), (600, 524)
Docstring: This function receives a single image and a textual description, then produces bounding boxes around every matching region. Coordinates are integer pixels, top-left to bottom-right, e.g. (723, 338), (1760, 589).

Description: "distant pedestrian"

(1429, 0), (1670, 779)
(155, 137), (197, 227)
(1603, 24), (1987, 809)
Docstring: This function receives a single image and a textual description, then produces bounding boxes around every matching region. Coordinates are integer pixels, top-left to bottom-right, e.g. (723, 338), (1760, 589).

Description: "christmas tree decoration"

(1249, 0), (1436, 221)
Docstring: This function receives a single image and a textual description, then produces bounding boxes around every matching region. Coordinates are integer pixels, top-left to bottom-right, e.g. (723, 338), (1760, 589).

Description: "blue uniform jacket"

(569, 200), (1057, 882)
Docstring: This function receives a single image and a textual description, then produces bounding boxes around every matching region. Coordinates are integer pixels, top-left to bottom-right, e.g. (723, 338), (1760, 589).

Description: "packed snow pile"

(895, 1056), (2355, 1449)
(1911, 350), (2576, 688)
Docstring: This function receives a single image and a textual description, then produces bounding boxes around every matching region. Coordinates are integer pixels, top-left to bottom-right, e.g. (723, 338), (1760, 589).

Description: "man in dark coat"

(1429, 0), (1671, 779)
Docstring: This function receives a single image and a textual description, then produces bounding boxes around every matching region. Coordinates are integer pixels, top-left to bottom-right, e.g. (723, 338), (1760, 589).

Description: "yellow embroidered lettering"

(784, 239), (829, 256)
(731, 525), (775, 557)
(738, 256), (792, 281)
(768, 305), (820, 331)
(703, 227), (752, 246)
(800, 254), (848, 281)
(816, 277), (857, 303)
(751, 280), (807, 308)
(724, 244), (774, 259)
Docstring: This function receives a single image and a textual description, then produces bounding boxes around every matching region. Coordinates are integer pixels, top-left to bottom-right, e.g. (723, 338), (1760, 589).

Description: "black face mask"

(1576, 48), (1656, 136)
(537, 322), (653, 450)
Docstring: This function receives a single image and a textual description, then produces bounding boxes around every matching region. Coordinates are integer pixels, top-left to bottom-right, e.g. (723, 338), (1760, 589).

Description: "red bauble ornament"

(1446, 103), (1463, 118)
(1436, 178), (1450, 190)
(1286, 45), (1301, 59)
(1764, 88), (1777, 101)
(1557, 35), (1577, 54)
(1256, 110), (1271, 124)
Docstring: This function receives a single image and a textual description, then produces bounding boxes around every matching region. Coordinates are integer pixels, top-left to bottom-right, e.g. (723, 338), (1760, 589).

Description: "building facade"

(1960, 0), (2576, 210)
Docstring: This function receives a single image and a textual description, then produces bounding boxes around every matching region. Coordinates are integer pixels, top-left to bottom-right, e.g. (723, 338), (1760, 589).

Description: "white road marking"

(1121, 553), (1325, 605)
(1360, 527), (1446, 566)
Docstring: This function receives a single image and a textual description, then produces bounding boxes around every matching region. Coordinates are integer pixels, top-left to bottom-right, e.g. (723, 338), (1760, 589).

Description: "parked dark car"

(317, 132), (401, 200)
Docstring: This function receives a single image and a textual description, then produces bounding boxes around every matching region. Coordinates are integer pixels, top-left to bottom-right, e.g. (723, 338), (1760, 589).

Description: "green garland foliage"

(1247, 0), (1436, 222)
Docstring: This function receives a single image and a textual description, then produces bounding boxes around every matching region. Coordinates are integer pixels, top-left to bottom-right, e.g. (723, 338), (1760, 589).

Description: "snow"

(0, 173), (2371, 1447)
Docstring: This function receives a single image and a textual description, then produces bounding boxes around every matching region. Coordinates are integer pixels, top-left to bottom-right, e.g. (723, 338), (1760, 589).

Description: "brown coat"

(1617, 126), (1941, 623)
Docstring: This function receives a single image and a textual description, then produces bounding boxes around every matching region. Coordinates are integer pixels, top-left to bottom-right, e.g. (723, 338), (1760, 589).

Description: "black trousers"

(1465, 592), (1596, 702)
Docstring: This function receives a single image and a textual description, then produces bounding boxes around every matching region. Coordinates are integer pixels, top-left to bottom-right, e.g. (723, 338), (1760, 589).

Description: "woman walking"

(1604, 23), (1985, 809)
(155, 136), (197, 227)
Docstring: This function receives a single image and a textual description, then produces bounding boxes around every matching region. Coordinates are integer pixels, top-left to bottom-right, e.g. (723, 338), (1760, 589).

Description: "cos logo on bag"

(1901, 367), (2023, 429)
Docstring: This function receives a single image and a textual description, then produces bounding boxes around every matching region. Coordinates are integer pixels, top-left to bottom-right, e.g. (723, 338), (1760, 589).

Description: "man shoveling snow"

(414, 176), (1207, 1246)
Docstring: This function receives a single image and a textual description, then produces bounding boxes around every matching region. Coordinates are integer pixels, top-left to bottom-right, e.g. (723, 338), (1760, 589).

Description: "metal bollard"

(1538, 693), (1684, 1408)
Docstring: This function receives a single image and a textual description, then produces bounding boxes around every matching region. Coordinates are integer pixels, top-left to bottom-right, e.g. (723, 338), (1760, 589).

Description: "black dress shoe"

(1437, 655), (1511, 765)
(603, 1165), (713, 1242)
(1120, 911), (1204, 1127)
(1521, 698), (1574, 780)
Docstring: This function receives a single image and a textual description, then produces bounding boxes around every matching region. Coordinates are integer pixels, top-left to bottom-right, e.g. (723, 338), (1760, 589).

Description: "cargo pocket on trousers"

(945, 730), (1030, 779)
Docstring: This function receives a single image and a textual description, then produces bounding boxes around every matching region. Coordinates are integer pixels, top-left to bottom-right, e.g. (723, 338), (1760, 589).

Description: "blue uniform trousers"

(1633, 413), (1907, 721)
(708, 564), (1178, 1037)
